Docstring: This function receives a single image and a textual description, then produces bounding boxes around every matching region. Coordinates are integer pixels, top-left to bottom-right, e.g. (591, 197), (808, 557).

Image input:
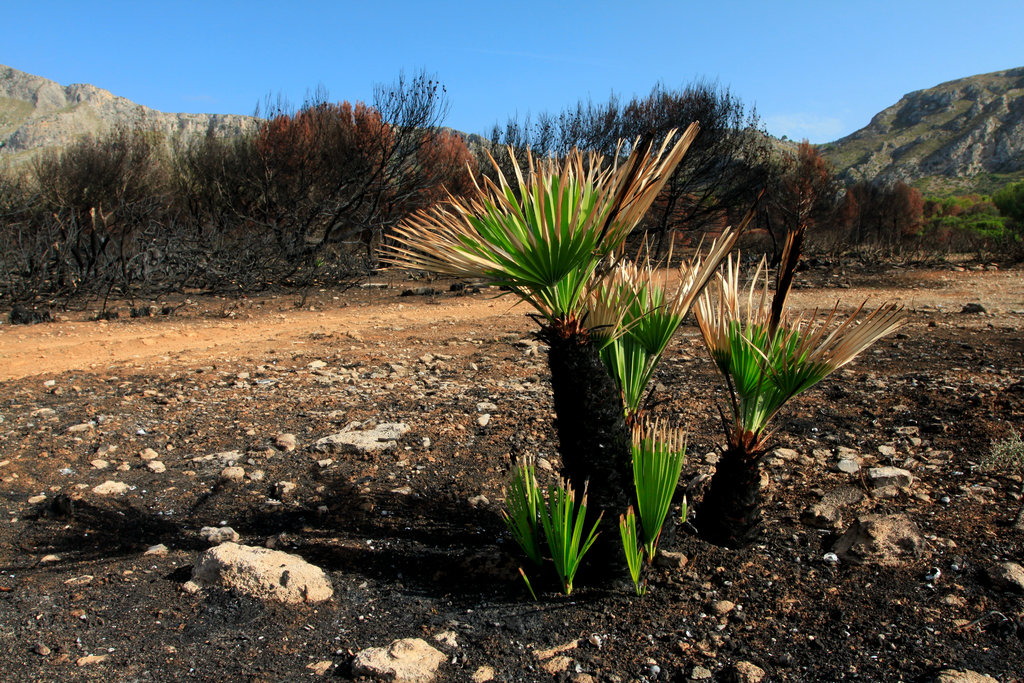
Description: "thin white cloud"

(766, 113), (846, 143)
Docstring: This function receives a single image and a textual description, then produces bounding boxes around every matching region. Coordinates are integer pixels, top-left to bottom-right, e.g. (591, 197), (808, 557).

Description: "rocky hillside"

(821, 67), (1024, 193)
(0, 64), (255, 160)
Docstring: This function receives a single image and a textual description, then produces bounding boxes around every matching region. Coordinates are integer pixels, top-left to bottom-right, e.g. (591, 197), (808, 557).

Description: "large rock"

(192, 543), (332, 604)
(832, 514), (928, 566)
(351, 638), (446, 682)
(987, 561), (1024, 593)
(315, 423), (410, 454)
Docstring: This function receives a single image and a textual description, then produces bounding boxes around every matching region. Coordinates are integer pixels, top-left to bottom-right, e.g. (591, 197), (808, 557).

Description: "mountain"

(0, 64), (254, 160)
(820, 67), (1024, 193)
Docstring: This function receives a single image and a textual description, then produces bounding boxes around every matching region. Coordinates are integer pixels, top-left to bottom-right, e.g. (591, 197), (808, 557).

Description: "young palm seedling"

(631, 419), (688, 561)
(618, 507), (645, 595)
(501, 458), (542, 566)
(537, 480), (603, 596)
(694, 233), (906, 547)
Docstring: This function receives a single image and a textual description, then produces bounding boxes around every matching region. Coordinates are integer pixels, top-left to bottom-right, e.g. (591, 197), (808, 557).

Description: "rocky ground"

(0, 261), (1022, 682)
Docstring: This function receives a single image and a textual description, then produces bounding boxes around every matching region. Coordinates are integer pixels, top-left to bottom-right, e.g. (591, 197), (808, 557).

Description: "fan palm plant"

(586, 224), (749, 426)
(386, 126), (701, 514)
(694, 233), (906, 547)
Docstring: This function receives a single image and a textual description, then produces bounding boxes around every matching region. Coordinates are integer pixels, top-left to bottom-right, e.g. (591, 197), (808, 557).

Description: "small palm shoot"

(537, 480), (603, 596)
(501, 459), (543, 566)
(694, 233), (906, 546)
(631, 419), (688, 561)
(619, 507), (645, 595)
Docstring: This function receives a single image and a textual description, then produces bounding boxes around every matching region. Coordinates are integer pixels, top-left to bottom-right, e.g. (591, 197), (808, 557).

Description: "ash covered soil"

(0, 262), (1022, 682)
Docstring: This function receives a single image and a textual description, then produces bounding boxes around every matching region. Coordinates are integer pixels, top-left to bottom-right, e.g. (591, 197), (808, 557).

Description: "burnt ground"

(0, 261), (1022, 682)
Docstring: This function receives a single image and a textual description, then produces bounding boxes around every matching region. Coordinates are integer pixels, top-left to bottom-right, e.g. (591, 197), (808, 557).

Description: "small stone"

(476, 401), (498, 412)
(471, 666), (495, 683)
(146, 461), (166, 473)
(76, 654), (110, 666)
(27, 495), (46, 504)
(867, 466), (913, 489)
(987, 562), (1024, 593)
(352, 638), (446, 682)
(536, 457), (553, 471)
(960, 303), (987, 315)
(33, 643), (51, 656)
(219, 466), (245, 483)
(711, 599), (736, 615)
(90, 459), (109, 470)
(877, 445), (898, 457)
(477, 414), (491, 428)
(307, 360), (328, 369)
(66, 422), (94, 434)
(773, 447), (799, 460)
(145, 544), (168, 556)
(182, 580), (201, 594)
(200, 526), (240, 545)
(467, 495), (489, 508)
(541, 656), (573, 674)
(836, 458), (861, 474)
(274, 433), (297, 452)
(139, 448), (159, 461)
(92, 480), (129, 496)
(315, 423), (410, 454)
(534, 640), (579, 660)
(690, 665), (713, 680)
(732, 660), (766, 683)
(653, 550), (688, 570)
(64, 575), (94, 586)
(116, 463), (130, 471)
(40, 554), (59, 563)
(306, 661), (333, 676)
(274, 481), (297, 497)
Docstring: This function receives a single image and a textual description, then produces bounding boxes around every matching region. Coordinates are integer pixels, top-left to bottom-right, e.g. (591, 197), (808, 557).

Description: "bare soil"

(0, 262), (1022, 682)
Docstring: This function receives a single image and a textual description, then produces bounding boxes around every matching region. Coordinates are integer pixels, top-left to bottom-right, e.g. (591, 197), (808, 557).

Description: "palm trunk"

(544, 329), (632, 518)
(696, 439), (769, 548)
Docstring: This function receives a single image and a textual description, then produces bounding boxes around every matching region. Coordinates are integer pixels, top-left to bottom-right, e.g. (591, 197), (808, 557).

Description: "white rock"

(220, 466), (245, 483)
(274, 433), (297, 452)
(315, 423), (410, 454)
(471, 666), (495, 683)
(351, 638), (445, 682)
(92, 480), (129, 496)
(147, 460), (166, 473)
(200, 526), (240, 545)
(66, 422), (94, 434)
(836, 458), (861, 474)
(139, 448), (160, 461)
(145, 544), (168, 556)
(476, 414), (491, 427)
(867, 466), (913, 488)
(90, 459), (109, 470)
(192, 542), (333, 604)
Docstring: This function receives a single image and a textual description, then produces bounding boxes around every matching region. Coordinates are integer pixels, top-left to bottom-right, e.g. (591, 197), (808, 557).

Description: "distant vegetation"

(2, 71), (1022, 316)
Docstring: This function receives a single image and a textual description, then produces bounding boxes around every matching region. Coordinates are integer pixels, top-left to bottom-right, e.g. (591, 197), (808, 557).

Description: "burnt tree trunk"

(696, 440), (770, 548)
(543, 329), (632, 518)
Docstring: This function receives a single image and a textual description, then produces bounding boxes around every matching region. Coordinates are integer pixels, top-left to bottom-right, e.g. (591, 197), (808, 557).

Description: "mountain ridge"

(820, 66), (1024, 192)
(0, 64), (255, 159)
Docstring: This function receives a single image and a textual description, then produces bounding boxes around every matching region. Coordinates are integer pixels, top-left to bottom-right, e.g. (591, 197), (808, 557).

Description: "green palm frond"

(384, 125), (701, 329)
(696, 254), (906, 439)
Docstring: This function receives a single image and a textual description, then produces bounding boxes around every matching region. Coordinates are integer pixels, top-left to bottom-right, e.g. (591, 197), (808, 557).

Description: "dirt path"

(0, 294), (520, 381)
(1, 266), (1021, 381)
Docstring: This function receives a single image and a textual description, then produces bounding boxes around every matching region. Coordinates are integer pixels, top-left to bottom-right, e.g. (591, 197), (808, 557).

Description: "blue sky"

(5, 1), (1023, 143)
